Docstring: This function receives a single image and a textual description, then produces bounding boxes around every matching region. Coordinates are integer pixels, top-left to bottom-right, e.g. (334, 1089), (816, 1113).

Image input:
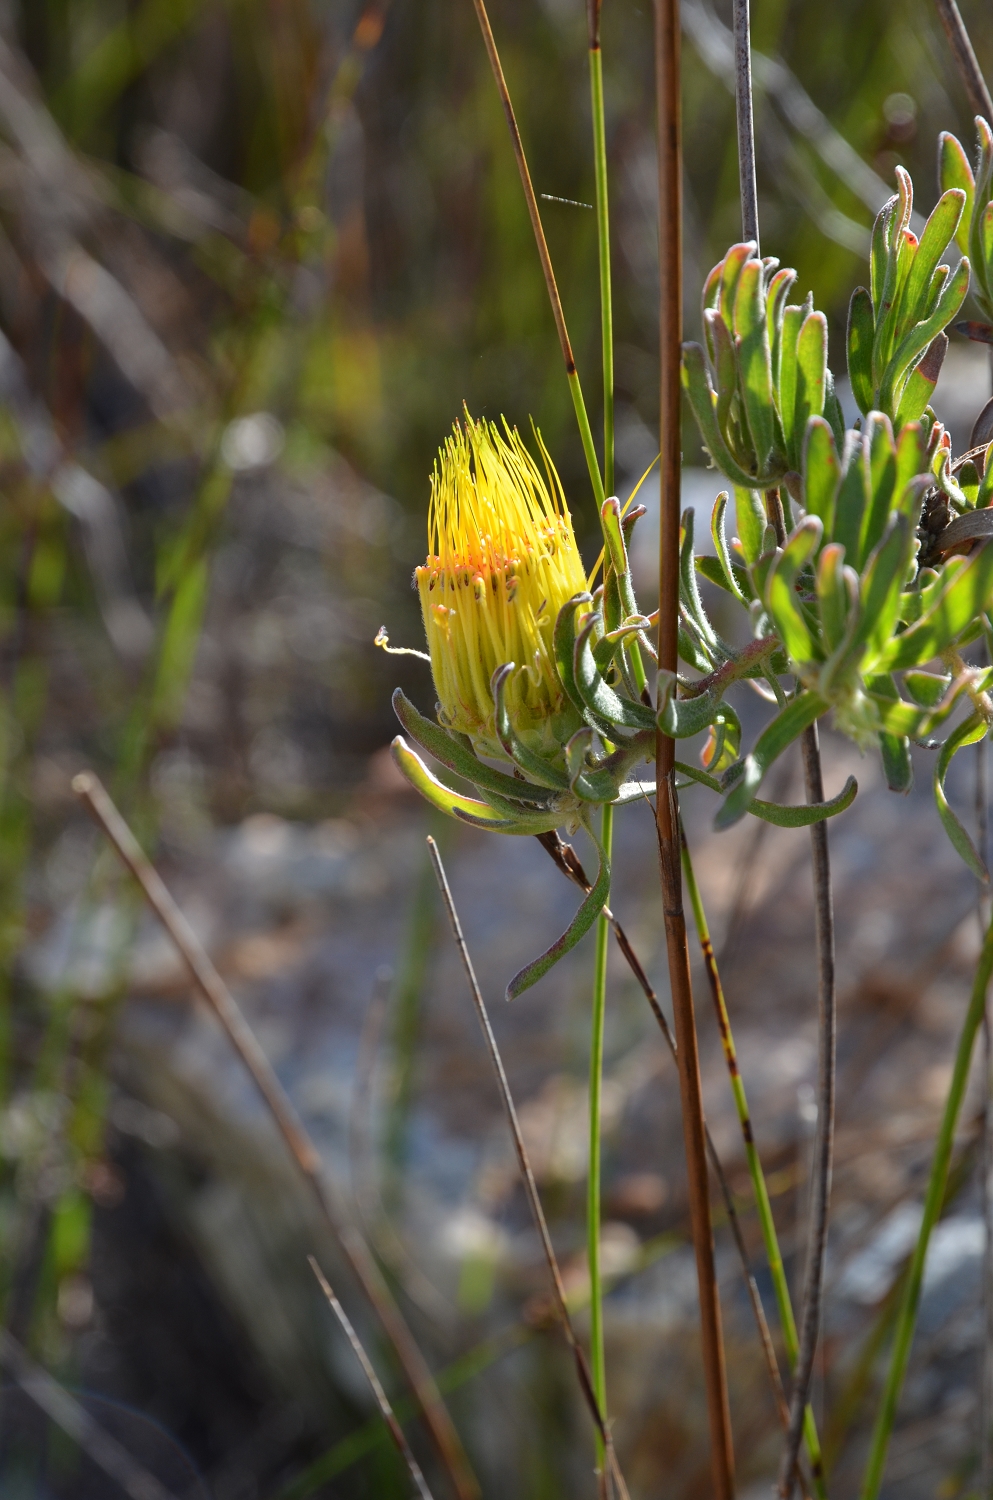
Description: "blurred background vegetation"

(0, 0), (991, 1495)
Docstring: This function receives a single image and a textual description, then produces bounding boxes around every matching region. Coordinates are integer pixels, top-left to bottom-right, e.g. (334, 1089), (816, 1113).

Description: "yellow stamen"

(416, 413), (587, 762)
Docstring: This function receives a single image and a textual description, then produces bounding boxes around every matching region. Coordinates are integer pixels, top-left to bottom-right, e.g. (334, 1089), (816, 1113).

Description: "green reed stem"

(589, 35), (613, 498)
(680, 826), (827, 1497)
(861, 899), (993, 1499)
(588, 798), (613, 1473)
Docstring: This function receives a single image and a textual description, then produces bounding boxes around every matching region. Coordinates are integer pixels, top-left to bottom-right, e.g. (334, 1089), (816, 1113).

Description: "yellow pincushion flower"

(416, 414), (588, 763)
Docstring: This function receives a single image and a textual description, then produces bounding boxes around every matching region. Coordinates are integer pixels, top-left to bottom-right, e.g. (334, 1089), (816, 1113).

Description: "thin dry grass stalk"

(932, 0), (993, 122)
(0, 1329), (180, 1500)
(308, 1257), (436, 1500)
(469, 0), (605, 505)
(427, 836), (630, 1500)
(654, 0), (736, 1491)
(72, 772), (479, 1500)
(778, 725), (837, 1497)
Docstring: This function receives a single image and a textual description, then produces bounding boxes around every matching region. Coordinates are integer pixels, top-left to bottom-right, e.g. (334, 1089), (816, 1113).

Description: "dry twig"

(427, 836), (629, 1500)
(309, 1257), (436, 1500)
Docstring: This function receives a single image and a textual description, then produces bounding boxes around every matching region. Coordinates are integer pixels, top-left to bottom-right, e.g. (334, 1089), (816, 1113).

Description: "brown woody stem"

(655, 0), (735, 1489)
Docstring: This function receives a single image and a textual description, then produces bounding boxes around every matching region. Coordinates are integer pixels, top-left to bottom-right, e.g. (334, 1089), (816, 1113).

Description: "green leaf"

(492, 665), (570, 790)
(391, 738), (559, 833)
(766, 517), (824, 664)
(506, 818), (611, 997)
(707, 307), (740, 437)
(680, 506), (721, 651)
(978, 202), (993, 313)
(879, 732), (913, 793)
(600, 497), (629, 578)
(678, 622), (715, 672)
(392, 689), (558, 807)
(860, 412), (897, 567)
(718, 241), (755, 333)
(857, 515), (915, 667)
(897, 189), (965, 328)
(894, 421), (927, 504)
(734, 257), (776, 470)
(792, 312), (828, 469)
(895, 333), (949, 427)
(824, 368), (846, 450)
(870, 194), (898, 312)
(681, 344), (760, 488)
(697, 552), (748, 598)
(903, 670), (951, 707)
(710, 491), (747, 602)
(882, 257), (972, 414)
(735, 486), (766, 563)
(847, 287), (876, 415)
(777, 303), (806, 448)
(879, 542), (993, 669)
(833, 432), (869, 563)
(803, 416), (841, 533)
(749, 773), (858, 826)
(767, 266), (798, 384)
(715, 690), (828, 828)
(702, 701), (742, 774)
(659, 688), (720, 739)
(816, 543), (851, 654)
(979, 444), (993, 509)
(553, 592), (598, 718)
(934, 714), (990, 880)
(574, 616), (656, 730)
(938, 131), (975, 255)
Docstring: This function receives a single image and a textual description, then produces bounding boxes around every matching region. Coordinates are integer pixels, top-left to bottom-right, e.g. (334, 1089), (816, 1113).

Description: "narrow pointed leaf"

(492, 665), (570, 789)
(792, 312), (828, 469)
(938, 132), (975, 255)
(734, 257), (776, 469)
(681, 344), (760, 487)
(833, 431), (869, 562)
(879, 732), (913, 792)
(715, 690), (828, 828)
(506, 821), (611, 998)
(898, 189), (965, 326)
(847, 287), (875, 415)
(816, 543), (850, 654)
(392, 690), (558, 806)
(574, 616), (655, 730)
(935, 714), (990, 879)
(711, 491), (746, 602)
(391, 738), (559, 833)
(803, 417), (841, 533)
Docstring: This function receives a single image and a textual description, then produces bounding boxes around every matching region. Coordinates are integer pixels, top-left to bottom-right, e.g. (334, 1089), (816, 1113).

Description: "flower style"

(416, 413), (588, 763)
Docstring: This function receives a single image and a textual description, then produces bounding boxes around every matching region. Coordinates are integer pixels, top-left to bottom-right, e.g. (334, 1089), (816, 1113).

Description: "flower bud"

(416, 414), (587, 762)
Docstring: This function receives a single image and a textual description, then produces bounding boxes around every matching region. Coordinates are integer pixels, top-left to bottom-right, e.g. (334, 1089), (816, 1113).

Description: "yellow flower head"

(416, 413), (588, 763)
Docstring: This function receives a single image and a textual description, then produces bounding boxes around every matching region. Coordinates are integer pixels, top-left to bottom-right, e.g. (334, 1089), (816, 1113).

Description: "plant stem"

(680, 823), (827, 1498)
(779, 723), (837, 1498)
(428, 836), (631, 1500)
(732, 0), (759, 247)
(861, 900), (993, 1497)
(654, 0), (735, 1490)
(588, 800), (613, 1476)
(932, 0), (993, 123)
(588, 1), (613, 499)
(470, 0), (605, 510)
(309, 1259), (437, 1500)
